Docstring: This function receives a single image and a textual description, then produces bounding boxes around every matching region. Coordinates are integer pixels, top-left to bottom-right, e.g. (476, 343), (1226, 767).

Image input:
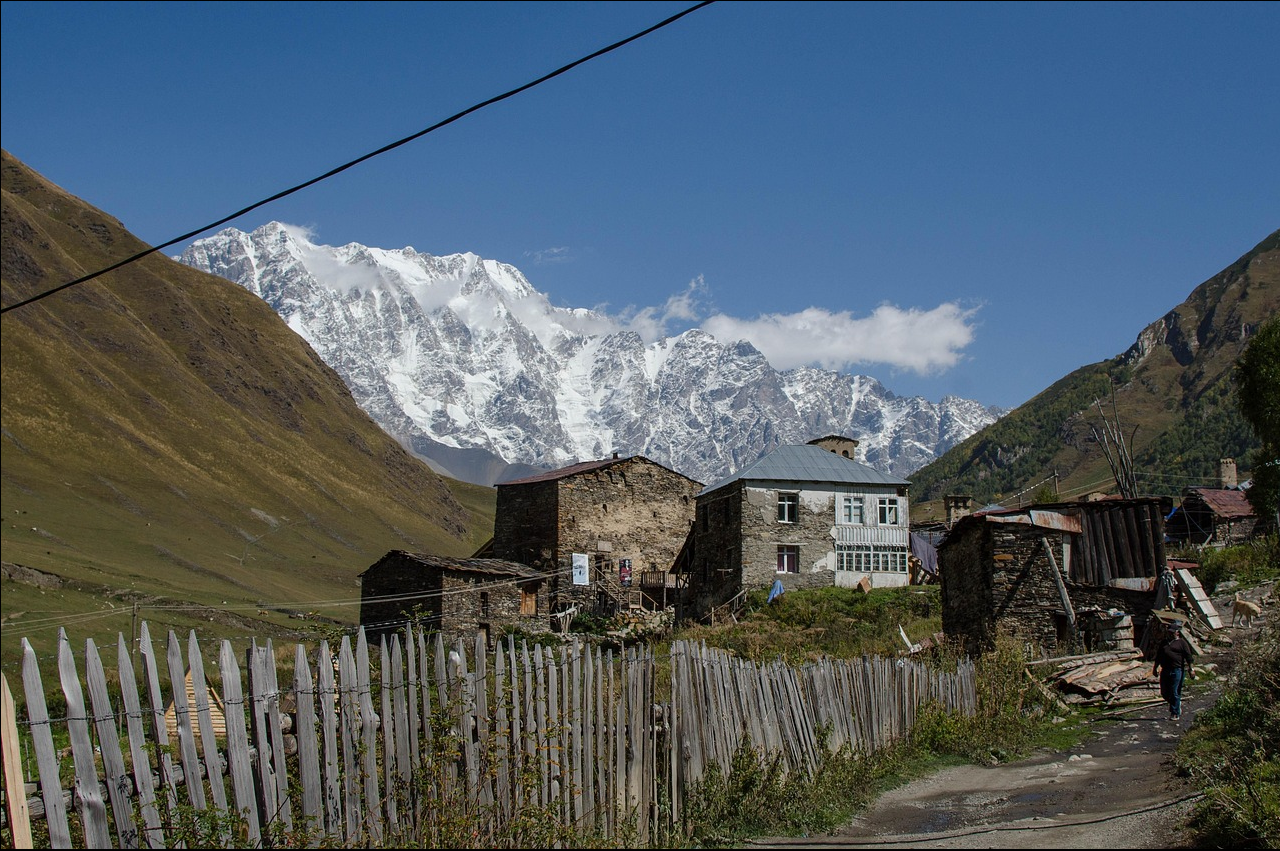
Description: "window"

(520, 588), (538, 616)
(836, 544), (909, 573)
(839, 495), (865, 525)
(777, 492), (799, 524)
(479, 591), (490, 618)
(777, 545), (799, 574)
(877, 497), (900, 526)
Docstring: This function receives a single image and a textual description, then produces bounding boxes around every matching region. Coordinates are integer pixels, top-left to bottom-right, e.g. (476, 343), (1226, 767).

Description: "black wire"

(0, 1), (716, 316)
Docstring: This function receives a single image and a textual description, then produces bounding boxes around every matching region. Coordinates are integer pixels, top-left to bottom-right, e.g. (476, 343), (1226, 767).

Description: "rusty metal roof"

(1187, 487), (1255, 519)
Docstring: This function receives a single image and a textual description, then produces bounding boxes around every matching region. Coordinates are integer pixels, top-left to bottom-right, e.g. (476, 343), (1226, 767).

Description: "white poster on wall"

(572, 552), (590, 586)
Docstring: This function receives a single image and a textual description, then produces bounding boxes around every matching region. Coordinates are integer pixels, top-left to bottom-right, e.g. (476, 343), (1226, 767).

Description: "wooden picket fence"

(0, 622), (975, 849)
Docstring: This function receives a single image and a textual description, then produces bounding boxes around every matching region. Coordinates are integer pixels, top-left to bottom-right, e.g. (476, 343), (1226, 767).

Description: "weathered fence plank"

(337, 636), (361, 844)
(115, 637), (164, 848)
(58, 630), (112, 848)
(391, 635), (412, 820)
(218, 639), (261, 846)
(165, 630), (207, 815)
(84, 638), (139, 848)
(293, 643), (323, 840)
(247, 641), (280, 830)
(2, 672), (34, 849)
(20, 639), (69, 847)
(138, 623), (182, 845)
(262, 640), (293, 832)
(355, 630), (382, 843)
(379, 640), (398, 833)
(186, 632), (229, 817)
(316, 640), (343, 841)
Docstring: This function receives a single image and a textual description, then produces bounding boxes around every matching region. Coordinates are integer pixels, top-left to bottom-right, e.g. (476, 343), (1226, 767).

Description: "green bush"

(1193, 536), (1279, 595)
(1176, 604), (1280, 848)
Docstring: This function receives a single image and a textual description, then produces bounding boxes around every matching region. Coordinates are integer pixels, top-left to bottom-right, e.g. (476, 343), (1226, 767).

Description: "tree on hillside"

(1235, 316), (1280, 529)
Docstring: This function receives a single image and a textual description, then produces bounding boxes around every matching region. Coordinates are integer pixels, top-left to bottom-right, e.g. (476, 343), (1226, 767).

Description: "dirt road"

(750, 623), (1247, 850)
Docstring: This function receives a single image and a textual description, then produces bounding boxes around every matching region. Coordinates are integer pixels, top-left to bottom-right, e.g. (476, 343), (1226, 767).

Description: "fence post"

(57, 629), (112, 848)
(1, 672), (33, 849)
(20, 639), (70, 847)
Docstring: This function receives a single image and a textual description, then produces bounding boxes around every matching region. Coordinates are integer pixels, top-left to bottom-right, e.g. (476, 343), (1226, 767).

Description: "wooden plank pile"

(1031, 648), (1161, 706)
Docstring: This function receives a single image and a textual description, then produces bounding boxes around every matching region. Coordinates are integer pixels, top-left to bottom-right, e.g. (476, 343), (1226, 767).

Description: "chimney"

(1219, 458), (1237, 489)
(612, 451), (620, 460)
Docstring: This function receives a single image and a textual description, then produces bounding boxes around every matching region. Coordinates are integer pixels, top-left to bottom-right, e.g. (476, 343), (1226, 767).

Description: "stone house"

(938, 497), (1170, 656)
(358, 551), (550, 649)
(685, 439), (912, 619)
(491, 454), (703, 618)
(1165, 487), (1257, 547)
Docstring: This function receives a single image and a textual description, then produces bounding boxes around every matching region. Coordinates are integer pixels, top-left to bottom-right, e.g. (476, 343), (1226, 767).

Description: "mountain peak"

(179, 223), (1002, 486)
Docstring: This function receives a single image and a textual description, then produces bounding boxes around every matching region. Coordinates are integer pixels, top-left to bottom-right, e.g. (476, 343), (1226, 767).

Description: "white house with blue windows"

(687, 437), (914, 613)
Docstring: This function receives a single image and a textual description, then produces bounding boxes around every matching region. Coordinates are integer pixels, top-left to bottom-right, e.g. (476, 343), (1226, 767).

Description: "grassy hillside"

(910, 230), (1278, 518)
(1, 150), (496, 676)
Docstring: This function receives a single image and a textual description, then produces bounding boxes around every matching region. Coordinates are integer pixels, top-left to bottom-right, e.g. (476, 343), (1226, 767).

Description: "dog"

(1232, 592), (1262, 629)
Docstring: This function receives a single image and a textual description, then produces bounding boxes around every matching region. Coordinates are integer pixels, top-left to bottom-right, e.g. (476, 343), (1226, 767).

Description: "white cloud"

(616, 277), (709, 344)
(281, 224), (389, 295)
(526, 246), (572, 265)
(700, 302), (978, 374)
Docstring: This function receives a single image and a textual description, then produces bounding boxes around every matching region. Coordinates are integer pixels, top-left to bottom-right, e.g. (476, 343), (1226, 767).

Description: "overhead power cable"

(0, 1), (716, 316)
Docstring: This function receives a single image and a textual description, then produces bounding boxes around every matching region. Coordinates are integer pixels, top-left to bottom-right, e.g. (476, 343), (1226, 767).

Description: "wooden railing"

(0, 623), (975, 848)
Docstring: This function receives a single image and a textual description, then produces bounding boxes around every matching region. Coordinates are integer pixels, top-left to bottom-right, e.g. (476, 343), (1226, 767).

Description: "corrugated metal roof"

(1189, 487), (1255, 519)
(700, 444), (909, 496)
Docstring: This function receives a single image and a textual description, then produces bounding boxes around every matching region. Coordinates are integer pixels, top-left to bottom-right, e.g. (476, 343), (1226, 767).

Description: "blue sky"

(3, 1), (1276, 409)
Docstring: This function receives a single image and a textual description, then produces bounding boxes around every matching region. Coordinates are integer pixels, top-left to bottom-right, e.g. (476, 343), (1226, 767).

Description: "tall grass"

(677, 629), (1066, 846)
(1176, 603), (1280, 848)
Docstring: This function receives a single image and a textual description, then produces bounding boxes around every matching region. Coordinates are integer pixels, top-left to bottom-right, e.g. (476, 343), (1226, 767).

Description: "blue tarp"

(767, 578), (785, 604)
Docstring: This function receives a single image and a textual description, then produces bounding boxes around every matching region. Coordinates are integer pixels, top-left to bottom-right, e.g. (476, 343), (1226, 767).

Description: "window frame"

(777, 492), (799, 524)
(776, 544), (800, 574)
(839, 494), (865, 525)
(877, 497), (900, 526)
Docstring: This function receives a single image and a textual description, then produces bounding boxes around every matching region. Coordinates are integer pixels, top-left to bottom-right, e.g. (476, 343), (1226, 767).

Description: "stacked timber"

(1030, 648), (1160, 705)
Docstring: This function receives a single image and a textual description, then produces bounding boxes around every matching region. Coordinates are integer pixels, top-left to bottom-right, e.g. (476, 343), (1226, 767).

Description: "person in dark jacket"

(1152, 621), (1195, 720)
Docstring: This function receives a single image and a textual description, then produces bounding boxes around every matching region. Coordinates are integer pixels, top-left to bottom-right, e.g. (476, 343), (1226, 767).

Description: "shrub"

(1176, 602), (1279, 848)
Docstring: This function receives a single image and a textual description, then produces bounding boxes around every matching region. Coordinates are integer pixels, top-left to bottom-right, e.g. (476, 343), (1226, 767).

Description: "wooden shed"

(939, 497), (1172, 656)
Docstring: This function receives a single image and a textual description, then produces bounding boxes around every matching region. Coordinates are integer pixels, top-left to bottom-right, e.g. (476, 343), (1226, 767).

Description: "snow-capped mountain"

(178, 223), (1004, 486)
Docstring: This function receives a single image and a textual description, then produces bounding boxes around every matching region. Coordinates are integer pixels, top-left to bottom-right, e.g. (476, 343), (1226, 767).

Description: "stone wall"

(689, 484), (745, 616)
(556, 457), (700, 586)
(738, 485), (841, 593)
(939, 523), (994, 653)
(438, 571), (549, 649)
(359, 553), (443, 642)
(942, 522), (1158, 656)
(492, 479), (559, 565)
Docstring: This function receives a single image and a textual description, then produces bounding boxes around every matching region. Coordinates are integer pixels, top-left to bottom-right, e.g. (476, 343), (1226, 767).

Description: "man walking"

(1152, 621), (1194, 720)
